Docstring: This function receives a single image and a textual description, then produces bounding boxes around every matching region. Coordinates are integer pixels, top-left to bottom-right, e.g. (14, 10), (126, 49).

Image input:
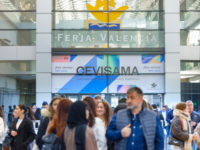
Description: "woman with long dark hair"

(27, 107), (36, 120)
(0, 106), (8, 150)
(63, 101), (97, 150)
(83, 97), (107, 150)
(10, 104), (36, 150)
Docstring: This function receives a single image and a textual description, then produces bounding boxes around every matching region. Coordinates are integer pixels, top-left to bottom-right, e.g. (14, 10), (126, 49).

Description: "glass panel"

(53, 12), (107, 29)
(0, 0), (36, 10)
(180, 0), (200, 10)
(0, 75), (36, 116)
(0, 61), (36, 74)
(110, 0), (163, 11)
(54, 0), (163, 11)
(109, 30), (164, 48)
(114, 12), (164, 29)
(52, 30), (108, 48)
(180, 12), (200, 29)
(0, 30), (36, 46)
(180, 30), (200, 46)
(53, 12), (164, 30)
(0, 12), (36, 29)
(181, 61), (200, 71)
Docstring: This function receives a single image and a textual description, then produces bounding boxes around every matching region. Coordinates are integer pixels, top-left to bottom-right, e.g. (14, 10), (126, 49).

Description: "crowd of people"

(1, 87), (200, 150)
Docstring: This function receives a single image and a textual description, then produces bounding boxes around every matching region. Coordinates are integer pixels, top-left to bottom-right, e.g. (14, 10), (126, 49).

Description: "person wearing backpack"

(0, 106), (8, 150)
(170, 102), (199, 150)
(44, 98), (72, 150)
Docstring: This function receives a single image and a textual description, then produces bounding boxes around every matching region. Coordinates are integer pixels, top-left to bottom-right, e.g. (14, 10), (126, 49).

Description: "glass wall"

(0, 61), (36, 118)
(180, 0), (200, 46)
(181, 61), (200, 111)
(52, 0), (164, 49)
(0, 0), (36, 46)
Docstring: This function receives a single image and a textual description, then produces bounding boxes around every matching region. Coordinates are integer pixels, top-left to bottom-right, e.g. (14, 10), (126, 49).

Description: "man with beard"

(106, 87), (164, 150)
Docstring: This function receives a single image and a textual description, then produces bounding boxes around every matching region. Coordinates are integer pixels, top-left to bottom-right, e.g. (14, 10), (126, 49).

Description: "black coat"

(36, 117), (50, 149)
(10, 117), (36, 150)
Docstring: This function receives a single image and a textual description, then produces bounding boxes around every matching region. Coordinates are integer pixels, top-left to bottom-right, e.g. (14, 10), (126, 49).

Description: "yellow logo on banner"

(86, 0), (128, 23)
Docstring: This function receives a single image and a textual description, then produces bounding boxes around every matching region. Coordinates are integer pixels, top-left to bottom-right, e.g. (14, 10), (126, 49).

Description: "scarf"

(173, 109), (192, 150)
(67, 101), (88, 150)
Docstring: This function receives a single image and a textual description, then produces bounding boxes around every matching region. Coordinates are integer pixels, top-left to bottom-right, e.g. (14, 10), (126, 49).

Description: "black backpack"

(42, 133), (61, 150)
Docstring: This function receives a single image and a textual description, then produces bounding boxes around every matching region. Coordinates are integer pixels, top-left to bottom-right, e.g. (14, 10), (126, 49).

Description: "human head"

(162, 106), (167, 112)
(42, 101), (48, 109)
(186, 100), (193, 114)
(15, 104), (27, 118)
(83, 97), (96, 127)
(126, 87), (143, 111)
(48, 98), (72, 138)
(94, 95), (102, 105)
(152, 104), (157, 109)
(96, 101), (112, 127)
(176, 102), (187, 112)
(67, 101), (88, 129)
(118, 98), (126, 104)
(48, 98), (61, 117)
(31, 103), (37, 113)
(27, 107), (35, 120)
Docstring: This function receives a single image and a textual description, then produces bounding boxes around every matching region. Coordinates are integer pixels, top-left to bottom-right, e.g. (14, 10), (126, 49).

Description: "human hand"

(192, 133), (199, 140)
(192, 121), (197, 127)
(121, 124), (131, 138)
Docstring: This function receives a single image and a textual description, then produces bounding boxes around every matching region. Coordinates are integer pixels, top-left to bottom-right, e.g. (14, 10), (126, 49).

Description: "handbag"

(3, 135), (13, 146)
(42, 133), (57, 144)
(42, 133), (61, 150)
(168, 135), (184, 147)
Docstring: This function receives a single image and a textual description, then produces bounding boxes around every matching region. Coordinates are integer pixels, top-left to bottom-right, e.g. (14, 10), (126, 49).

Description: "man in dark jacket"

(106, 87), (164, 150)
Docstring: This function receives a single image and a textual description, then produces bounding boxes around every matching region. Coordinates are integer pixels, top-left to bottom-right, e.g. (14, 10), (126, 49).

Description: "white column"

(36, 0), (52, 107)
(164, 0), (181, 107)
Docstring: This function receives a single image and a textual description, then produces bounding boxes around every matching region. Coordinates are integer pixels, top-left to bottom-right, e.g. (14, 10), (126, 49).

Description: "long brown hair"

(48, 97), (61, 117)
(48, 98), (72, 138)
(27, 107), (36, 120)
(83, 97), (96, 127)
(97, 101), (112, 127)
(0, 106), (6, 125)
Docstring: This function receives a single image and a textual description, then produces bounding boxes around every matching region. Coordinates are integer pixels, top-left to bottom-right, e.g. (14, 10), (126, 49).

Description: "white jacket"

(93, 117), (107, 150)
(0, 117), (8, 144)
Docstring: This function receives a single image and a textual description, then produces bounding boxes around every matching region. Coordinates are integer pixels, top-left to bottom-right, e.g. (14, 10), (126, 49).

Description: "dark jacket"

(114, 104), (127, 114)
(190, 111), (200, 131)
(34, 108), (41, 120)
(166, 110), (174, 126)
(171, 116), (191, 142)
(36, 117), (50, 149)
(10, 117), (36, 150)
(154, 109), (165, 127)
(106, 108), (164, 150)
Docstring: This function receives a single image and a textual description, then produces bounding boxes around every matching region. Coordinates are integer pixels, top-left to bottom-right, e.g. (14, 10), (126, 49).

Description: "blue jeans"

(193, 141), (197, 150)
